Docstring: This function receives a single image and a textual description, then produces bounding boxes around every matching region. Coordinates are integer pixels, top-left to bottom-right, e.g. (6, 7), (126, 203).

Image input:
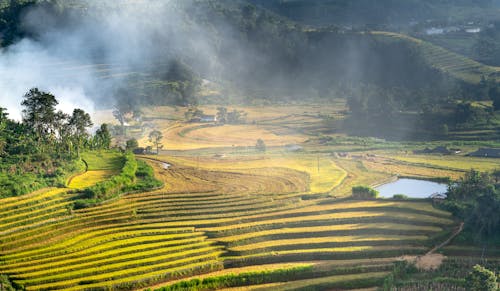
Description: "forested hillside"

(247, 0), (500, 26)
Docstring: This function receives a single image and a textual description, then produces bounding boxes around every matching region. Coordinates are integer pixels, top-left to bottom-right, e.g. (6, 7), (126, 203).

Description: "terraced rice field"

(159, 153), (346, 194)
(372, 31), (500, 83)
(387, 154), (500, 173)
(0, 156), (458, 290)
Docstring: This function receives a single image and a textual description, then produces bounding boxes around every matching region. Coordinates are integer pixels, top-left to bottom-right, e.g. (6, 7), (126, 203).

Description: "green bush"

(352, 186), (379, 199)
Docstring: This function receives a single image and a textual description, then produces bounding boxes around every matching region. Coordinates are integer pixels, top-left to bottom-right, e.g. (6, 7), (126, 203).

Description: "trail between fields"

(402, 222), (464, 270)
(427, 221), (464, 255)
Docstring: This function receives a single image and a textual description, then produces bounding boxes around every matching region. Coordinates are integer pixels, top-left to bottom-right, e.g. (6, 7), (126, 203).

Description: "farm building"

(467, 148), (500, 158)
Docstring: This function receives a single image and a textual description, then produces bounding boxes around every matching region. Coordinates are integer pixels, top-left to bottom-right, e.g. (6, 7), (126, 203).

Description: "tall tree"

(0, 107), (8, 155)
(148, 130), (163, 154)
(21, 88), (59, 149)
(69, 108), (93, 157)
(94, 123), (112, 149)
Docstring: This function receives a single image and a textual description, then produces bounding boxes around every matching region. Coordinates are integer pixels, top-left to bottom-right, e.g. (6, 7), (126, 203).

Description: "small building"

(468, 148), (500, 158)
(430, 193), (447, 200)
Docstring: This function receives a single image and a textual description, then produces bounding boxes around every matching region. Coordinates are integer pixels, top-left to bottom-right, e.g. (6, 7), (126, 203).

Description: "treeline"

(0, 88), (111, 197)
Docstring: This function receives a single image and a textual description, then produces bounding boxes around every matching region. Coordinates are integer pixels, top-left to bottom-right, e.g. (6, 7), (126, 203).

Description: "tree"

(68, 108), (93, 157)
(149, 130), (163, 154)
(465, 265), (497, 291)
(94, 124), (112, 149)
(216, 107), (227, 124)
(21, 88), (59, 147)
(126, 138), (139, 151)
(444, 169), (500, 240)
(0, 107), (8, 155)
(227, 109), (247, 124)
(255, 138), (266, 152)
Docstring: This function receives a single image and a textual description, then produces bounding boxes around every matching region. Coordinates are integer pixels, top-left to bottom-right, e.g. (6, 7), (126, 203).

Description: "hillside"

(247, 0), (500, 27)
(371, 31), (500, 84)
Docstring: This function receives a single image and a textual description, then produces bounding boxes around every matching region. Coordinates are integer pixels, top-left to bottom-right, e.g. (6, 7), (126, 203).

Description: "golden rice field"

(0, 154), (460, 290)
(133, 103), (346, 150)
(158, 153), (346, 194)
(4, 105), (499, 290)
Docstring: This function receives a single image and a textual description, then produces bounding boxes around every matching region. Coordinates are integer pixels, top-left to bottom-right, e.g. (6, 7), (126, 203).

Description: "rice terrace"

(1, 0), (500, 290)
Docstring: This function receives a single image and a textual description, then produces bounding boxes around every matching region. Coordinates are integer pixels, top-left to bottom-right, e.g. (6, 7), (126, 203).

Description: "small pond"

(375, 178), (448, 199)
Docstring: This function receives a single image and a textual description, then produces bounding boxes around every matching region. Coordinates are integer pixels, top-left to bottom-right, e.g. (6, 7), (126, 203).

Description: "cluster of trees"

(4, 88), (110, 157)
(443, 169), (500, 241)
(0, 88), (111, 197)
(216, 107), (247, 124)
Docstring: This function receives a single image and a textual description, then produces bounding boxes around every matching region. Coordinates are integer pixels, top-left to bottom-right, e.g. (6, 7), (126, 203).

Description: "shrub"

(352, 186), (379, 199)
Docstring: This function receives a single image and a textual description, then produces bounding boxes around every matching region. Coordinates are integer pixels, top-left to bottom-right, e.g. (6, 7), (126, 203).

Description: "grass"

(80, 151), (124, 171)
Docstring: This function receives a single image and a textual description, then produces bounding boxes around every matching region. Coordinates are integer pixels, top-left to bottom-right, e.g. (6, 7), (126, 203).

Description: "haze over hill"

(0, 0), (499, 140)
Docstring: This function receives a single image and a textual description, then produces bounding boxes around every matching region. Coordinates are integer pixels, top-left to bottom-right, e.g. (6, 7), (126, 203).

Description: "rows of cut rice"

(0, 188), (67, 213)
(215, 223), (443, 247)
